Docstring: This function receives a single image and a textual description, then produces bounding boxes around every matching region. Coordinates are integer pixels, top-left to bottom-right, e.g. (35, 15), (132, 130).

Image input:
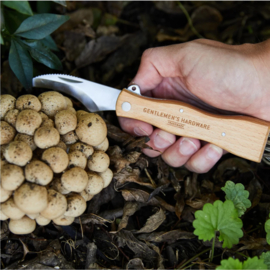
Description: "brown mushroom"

(14, 133), (37, 151)
(0, 185), (12, 203)
(49, 178), (70, 195)
(65, 97), (73, 108)
(1, 121), (16, 145)
(4, 109), (19, 127)
(53, 215), (74, 226)
(99, 168), (113, 188)
(1, 197), (25, 219)
(16, 95), (41, 111)
(65, 193), (86, 217)
(69, 142), (94, 158)
(85, 171), (104, 195)
(0, 94), (16, 120)
(39, 111), (48, 121)
(1, 164), (25, 191)
(55, 109), (77, 135)
(94, 137), (109, 152)
(61, 131), (78, 144)
(40, 118), (54, 127)
(9, 216), (36, 235)
(80, 190), (94, 201)
(68, 150), (87, 169)
(36, 215), (51, 226)
(76, 110), (88, 121)
(0, 206), (9, 220)
(34, 126), (60, 149)
(56, 140), (67, 151)
(87, 150), (110, 173)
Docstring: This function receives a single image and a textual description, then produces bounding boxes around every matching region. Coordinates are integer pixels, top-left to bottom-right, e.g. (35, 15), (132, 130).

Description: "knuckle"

(142, 48), (155, 59)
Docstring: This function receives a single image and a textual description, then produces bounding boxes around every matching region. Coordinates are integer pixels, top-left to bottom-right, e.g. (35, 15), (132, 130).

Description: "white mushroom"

(68, 150), (87, 169)
(87, 150), (110, 173)
(64, 193), (86, 217)
(4, 109), (19, 127)
(14, 183), (48, 214)
(49, 178), (70, 195)
(4, 141), (32, 166)
(80, 190), (94, 201)
(27, 213), (39, 219)
(99, 168), (113, 188)
(1, 197), (25, 219)
(41, 147), (69, 173)
(40, 118), (54, 127)
(0, 94), (16, 119)
(14, 133), (37, 151)
(75, 113), (107, 146)
(76, 110), (88, 121)
(25, 160), (53, 185)
(61, 167), (88, 192)
(9, 216), (36, 235)
(34, 126), (60, 149)
(94, 137), (109, 152)
(15, 109), (42, 135)
(56, 140), (67, 151)
(36, 215), (51, 226)
(1, 121), (16, 145)
(69, 142), (94, 158)
(16, 95), (41, 111)
(66, 107), (76, 114)
(39, 111), (48, 121)
(85, 171), (104, 195)
(0, 206), (9, 220)
(61, 131), (78, 144)
(65, 97), (73, 108)
(53, 215), (74, 226)
(1, 164), (25, 191)
(55, 109), (77, 135)
(0, 185), (12, 203)
(40, 189), (67, 220)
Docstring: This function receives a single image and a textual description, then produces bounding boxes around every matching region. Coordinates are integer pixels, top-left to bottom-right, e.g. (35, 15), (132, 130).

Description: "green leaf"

(53, 1), (67, 7)
(217, 257), (267, 270)
(40, 35), (58, 51)
(0, 34), (4, 45)
(2, 1), (33, 16)
(14, 13), (69, 40)
(23, 40), (62, 70)
(9, 39), (33, 90)
(265, 218), (270, 245)
(221, 180), (251, 217)
(193, 200), (243, 248)
(261, 252), (270, 270)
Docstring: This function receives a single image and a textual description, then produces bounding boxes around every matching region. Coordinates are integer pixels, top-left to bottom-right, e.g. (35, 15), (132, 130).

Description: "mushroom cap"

(14, 133), (37, 151)
(75, 113), (107, 146)
(9, 216), (36, 235)
(16, 95), (41, 111)
(68, 150), (87, 169)
(80, 190), (94, 201)
(65, 97), (73, 107)
(40, 189), (67, 220)
(0, 208), (9, 220)
(25, 160), (53, 185)
(61, 167), (88, 192)
(40, 118), (54, 127)
(0, 94), (16, 120)
(4, 141), (32, 166)
(1, 164), (25, 191)
(85, 171), (104, 195)
(69, 142), (94, 158)
(14, 183), (48, 214)
(0, 185), (12, 203)
(99, 168), (113, 188)
(15, 109), (42, 135)
(2, 197), (25, 219)
(4, 109), (19, 127)
(53, 215), (74, 226)
(1, 121), (16, 145)
(27, 213), (39, 219)
(38, 91), (67, 117)
(34, 126), (60, 149)
(65, 193), (86, 217)
(61, 131), (78, 144)
(41, 147), (69, 173)
(49, 178), (70, 195)
(38, 111), (48, 121)
(76, 110), (88, 121)
(55, 109), (77, 135)
(56, 140), (67, 151)
(87, 150), (110, 173)
(66, 107), (76, 115)
(94, 137), (109, 152)
(36, 215), (51, 226)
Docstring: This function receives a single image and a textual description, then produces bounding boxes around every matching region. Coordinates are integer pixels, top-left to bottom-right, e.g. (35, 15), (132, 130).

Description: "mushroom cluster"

(0, 92), (112, 235)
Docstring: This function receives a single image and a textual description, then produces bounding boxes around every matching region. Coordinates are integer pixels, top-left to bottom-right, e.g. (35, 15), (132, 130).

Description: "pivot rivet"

(122, 102), (131, 112)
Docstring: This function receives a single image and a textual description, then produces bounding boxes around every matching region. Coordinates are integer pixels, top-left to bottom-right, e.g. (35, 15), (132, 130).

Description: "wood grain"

(116, 89), (270, 162)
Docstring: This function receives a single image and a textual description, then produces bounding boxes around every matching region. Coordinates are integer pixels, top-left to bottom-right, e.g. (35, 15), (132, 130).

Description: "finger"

(142, 129), (176, 158)
(185, 144), (224, 173)
(161, 137), (201, 167)
(118, 117), (153, 137)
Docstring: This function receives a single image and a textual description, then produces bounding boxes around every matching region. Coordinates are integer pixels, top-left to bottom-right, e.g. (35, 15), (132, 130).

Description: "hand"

(119, 39), (270, 173)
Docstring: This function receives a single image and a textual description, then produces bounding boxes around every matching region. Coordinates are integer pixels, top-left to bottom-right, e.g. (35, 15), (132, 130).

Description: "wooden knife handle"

(116, 89), (270, 162)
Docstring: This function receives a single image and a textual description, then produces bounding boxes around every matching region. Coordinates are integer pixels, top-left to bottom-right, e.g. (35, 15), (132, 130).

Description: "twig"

(144, 168), (157, 188)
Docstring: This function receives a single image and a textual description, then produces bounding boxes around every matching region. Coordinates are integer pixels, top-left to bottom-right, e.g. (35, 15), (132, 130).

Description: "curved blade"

(32, 74), (120, 112)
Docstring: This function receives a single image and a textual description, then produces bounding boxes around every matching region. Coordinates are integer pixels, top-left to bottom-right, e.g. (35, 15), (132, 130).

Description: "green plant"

(265, 215), (270, 245)
(216, 257), (267, 270)
(1, 1), (69, 90)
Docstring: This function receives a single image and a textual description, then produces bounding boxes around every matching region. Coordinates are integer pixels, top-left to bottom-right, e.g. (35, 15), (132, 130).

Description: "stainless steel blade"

(32, 74), (121, 112)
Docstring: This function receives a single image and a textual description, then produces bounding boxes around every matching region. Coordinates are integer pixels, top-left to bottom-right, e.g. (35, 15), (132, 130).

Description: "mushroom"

(39, 111), (48, 121)
(75, 113), (107, 146)
(94, 137), (109, 152)
(14, 133), (37, 151)
(4, 109), (19, 127)
(36, 215), (51, 226)
(76, 110), (88, 121)
(69, 142), (94, 159)
(80, 190), (94, 201)
(61, 131), (78, 144)
(56, 140), (67, 151)
(99, 168), (113, 188)
(64, 193), (86, 217)
(53, 215), (74, 226)
(61, 167), (88, 192)
(68, 150), (87, 169)
(38, 91), (67, 117)
(4, 141), (32, 166)
(0, 94), (16, 119)
(40, 118), (54, 127)
(1, 121), (16, 145)
(40, 189), (67, 220)
(49, 178), (70, 195)
(16, 95), (41, 111)
(1, 164), (25, 191)
(1, 197), (25, 219)
(27, 213), (39, 219)
(0, 206), (9, 220)
(85, 171), (104, 195)
(14, 183), (48, 214)
(15, 109), (42, 135)
(87, 150), (110, 173)
(55, 109), (77, 135)
(34, 126), (60, 149)
(9, 216), (36, 235)
(0, 185), (12, 203)
(25, 160), (53, 185)
(41, 147), (68, 173)
(66, 107), (76, 114)
(65, 97), (73, 108)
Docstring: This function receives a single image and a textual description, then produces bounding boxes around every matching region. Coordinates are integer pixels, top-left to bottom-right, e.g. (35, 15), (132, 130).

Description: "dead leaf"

(174, 189), (185, 219)
(64, 31), (86, 61)
(74, 213), (112, 225)
(126, 258), (145, 269)
(186, 193), (219, 210)
(247, 177), (263, 210)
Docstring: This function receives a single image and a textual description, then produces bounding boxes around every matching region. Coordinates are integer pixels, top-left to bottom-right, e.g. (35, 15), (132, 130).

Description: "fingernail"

(154, 131), (174, 148)
(134, 127), (149, 136)
(179, 138), (198, 156)
(207, 145), (223, 160)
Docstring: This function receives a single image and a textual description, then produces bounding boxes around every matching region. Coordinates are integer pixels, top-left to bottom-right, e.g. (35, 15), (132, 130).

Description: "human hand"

(119, 39), (270, 173)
